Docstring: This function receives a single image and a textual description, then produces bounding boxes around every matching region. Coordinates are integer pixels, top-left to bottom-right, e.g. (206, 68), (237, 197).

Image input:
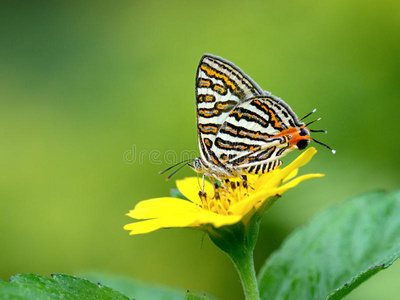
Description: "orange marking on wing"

(253, 99), (284, 129)
(204, 138), (212, 147)
(199, 79), (211, 87)
(216, 102), (231, 110)
(211, 155), (220, 166)
(199, 109), (219, 117)
(204, 95), (215, 102)
(201, 64), (236, 91)
(224, 125), (237, 135)
(198, 95), (216, 103)
(217, 139), (249, 151)
(236, 158), (250, 166)
(249, 146), (260, 152)
(218, 142), (230, 149)
(199, 125), (218, 134)
(213, 85), (225, 94)
(230, 109), (267, 126)
(225, 125), (271, 141)
(198, 95), (214, 102)
(238, 129), (270, 140)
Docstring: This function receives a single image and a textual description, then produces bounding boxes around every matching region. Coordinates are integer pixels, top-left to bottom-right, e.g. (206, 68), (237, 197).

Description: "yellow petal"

(228, 189), (277, 215)
(124, 213), (200, 235)
(276, 173), (324, 194)
(196, 210), (243, 227)
(176, 177), (213, 205)
(268, 147), (317, 187)
(127, 197), (200, 219)
(124, 206), (242, 235)
(283, 168), (298, 183)
(255, 169), (279, 187)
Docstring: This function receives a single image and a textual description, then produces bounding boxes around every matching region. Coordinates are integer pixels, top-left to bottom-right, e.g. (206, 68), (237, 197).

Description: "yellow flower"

(124, 147), (323, 235)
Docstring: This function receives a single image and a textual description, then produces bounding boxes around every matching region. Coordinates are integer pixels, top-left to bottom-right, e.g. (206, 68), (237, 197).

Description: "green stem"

(207, 206), (270, 300)
(228, 248), (260, 300)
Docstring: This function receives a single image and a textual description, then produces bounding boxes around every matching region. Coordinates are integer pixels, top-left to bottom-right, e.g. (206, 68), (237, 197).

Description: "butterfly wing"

(196, 54), (266, 166)
(213, 95), (305, 174)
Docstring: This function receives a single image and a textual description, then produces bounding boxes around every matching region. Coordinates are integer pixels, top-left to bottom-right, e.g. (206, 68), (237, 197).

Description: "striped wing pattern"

(196, 55), (264, 164)
(216, 96), (302, 174)
(195, 54), (306, 177)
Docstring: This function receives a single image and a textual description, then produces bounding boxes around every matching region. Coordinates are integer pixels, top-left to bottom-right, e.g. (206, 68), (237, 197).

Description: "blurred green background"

(1, 1), (399, 299)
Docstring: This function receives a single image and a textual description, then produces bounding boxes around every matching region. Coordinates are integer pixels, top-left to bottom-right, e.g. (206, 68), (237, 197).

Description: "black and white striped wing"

(196, 54), (265, 164)
(213, 96), (304, 174)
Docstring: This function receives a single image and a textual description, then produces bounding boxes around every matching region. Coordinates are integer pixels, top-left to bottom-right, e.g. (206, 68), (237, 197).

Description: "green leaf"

(83, 273), (217, 300)
(0, 273), (129, 299)
(258, 190), (400, 300)
(82, 272), (186, 300)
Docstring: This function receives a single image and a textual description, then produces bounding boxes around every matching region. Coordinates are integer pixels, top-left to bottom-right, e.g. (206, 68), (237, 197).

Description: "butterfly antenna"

(300, 108), (317, 120)
(312, 138), (336, 154)
(305, 117), (321, 127)
(158, 159), (194, 175)
(310, 129), (327, 133)
(165, 161), (192, 181)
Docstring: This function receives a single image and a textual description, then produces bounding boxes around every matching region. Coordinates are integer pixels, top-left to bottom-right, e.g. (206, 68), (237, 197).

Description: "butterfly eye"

(296, 139), (310, 150)
(299, 128), (310, 136)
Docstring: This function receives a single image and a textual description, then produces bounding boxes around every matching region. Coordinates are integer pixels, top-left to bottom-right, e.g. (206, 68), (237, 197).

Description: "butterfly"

(160, 54), (333, 183)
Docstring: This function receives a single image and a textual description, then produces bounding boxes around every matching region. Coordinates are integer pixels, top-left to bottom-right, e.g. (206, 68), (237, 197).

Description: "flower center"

(198, 179), (250, 215)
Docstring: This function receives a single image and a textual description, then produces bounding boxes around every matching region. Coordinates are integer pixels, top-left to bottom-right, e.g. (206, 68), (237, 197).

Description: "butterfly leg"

(200, 173), (222, 197)
(209, 173), (229, 194)
(232, 169), (254, 190)
(201, 173), (206, 194)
